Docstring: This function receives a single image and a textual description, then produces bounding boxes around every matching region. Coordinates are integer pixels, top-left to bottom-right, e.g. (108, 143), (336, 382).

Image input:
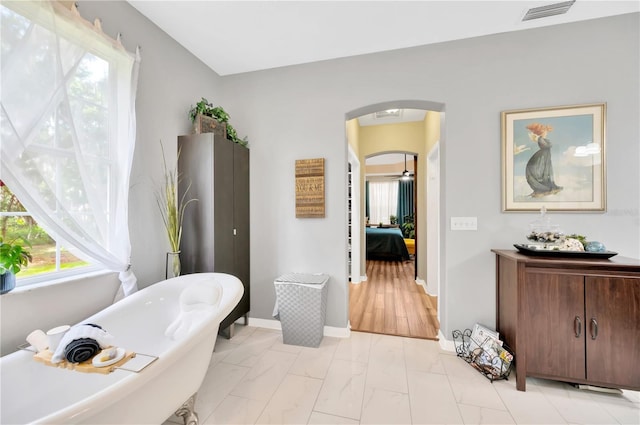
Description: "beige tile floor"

(164, 326), (640, 425)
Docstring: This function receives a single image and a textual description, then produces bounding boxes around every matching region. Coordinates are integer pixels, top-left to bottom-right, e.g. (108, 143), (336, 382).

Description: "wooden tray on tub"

(33, 348), (136, 374)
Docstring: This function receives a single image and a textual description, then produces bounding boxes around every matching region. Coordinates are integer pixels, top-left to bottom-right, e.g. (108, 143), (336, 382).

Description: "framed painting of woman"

(501, 103), (606, 212)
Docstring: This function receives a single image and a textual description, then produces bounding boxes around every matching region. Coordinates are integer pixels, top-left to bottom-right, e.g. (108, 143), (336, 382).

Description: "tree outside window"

(0, 181), (88, 279)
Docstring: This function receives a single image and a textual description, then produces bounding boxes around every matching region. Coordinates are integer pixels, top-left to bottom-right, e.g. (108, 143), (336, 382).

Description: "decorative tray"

(514, 244), (618, 259)
(33, 348), (136, 374)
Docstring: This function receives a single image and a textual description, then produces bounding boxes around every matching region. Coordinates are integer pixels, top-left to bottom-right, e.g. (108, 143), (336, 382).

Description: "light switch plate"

(451, 217), (477, 231)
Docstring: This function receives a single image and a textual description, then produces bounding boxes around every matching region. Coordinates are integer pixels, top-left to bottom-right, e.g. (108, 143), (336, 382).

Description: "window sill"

(8, 269), (116, 295)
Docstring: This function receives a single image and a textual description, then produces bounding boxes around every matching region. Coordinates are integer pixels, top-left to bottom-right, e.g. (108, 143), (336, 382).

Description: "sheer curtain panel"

(367, 181), (399, 225)
(0, 1), (140, 297)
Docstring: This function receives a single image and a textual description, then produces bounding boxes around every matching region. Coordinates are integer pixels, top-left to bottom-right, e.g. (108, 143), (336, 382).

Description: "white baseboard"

(415, 278), (438, 297)
(247, 317), (350, 338)
(351, 275), (367, 284)
(324, 326), (351, 338)
(438, 329), (455, 352)
(247, 317), (282, 331)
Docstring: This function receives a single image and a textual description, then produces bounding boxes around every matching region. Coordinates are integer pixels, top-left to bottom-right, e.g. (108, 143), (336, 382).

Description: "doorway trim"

(348, 146), (362, 283)
(427, 142), (440, 304)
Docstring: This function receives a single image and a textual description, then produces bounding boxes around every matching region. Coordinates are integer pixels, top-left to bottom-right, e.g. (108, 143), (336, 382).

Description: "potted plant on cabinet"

(188, 98), (249, 147)
(0, 237), (32, 294)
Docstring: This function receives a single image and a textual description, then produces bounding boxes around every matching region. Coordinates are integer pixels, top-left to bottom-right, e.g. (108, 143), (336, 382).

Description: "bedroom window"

(367, 181), (399, 225)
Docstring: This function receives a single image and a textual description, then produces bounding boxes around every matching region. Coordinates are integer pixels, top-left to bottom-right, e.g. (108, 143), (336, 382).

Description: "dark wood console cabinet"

(492, 249), (640, 392)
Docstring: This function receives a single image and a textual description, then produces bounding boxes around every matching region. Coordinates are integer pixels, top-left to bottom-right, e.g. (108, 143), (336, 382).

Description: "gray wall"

(219, 13), (640, 335)
(2, 3), (638, 354)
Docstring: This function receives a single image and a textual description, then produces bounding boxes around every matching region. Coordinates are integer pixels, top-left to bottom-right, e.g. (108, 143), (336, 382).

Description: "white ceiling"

(127, 1), (638, 76)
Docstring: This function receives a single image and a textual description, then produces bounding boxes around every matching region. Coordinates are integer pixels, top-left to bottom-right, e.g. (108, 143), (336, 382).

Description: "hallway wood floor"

(349, 259), (439, 340)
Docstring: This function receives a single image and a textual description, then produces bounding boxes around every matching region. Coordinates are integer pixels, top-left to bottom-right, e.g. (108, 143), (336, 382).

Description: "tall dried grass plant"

(156, 141), (196, 276)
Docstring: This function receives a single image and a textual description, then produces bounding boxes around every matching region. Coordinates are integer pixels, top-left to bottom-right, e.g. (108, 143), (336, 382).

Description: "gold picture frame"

(501, 103), (606, 212)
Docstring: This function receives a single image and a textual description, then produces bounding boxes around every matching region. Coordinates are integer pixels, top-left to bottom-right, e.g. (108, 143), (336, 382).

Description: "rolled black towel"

(84, 323), (103, 329)
(64, 338), (100, 363)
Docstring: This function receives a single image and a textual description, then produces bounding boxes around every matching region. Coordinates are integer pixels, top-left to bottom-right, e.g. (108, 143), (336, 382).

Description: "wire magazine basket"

(452, 328), (513, 382)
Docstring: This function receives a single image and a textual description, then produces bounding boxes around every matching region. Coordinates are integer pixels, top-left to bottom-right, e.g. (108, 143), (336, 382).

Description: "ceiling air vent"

(522, 0), (575, 21)
(374, 109), (402, 119)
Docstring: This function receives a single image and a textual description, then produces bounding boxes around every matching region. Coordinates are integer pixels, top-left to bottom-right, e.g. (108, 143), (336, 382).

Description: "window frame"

(0, 201), (105, 288)
(1, 1), (135, 290)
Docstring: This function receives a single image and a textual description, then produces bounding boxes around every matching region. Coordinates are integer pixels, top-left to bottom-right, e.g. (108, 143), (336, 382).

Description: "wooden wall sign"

(295, 158), (325, 218)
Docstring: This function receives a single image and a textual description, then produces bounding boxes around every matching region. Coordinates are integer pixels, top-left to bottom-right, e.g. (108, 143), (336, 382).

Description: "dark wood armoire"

(178, 128), (250, 337)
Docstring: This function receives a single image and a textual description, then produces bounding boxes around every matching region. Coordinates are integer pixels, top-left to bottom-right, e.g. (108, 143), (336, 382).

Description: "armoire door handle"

(590, 318), (598, 340)
(574, 316), (582, 338)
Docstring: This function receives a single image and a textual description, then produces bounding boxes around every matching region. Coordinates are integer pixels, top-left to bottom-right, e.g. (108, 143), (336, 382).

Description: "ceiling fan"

(387, 154), (414, 180)
(400, 154), (414, 180)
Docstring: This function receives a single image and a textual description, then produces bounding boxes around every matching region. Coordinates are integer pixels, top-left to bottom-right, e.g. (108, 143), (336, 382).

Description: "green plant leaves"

(188, 99), (248, 147)
(0, 237), (32, 274)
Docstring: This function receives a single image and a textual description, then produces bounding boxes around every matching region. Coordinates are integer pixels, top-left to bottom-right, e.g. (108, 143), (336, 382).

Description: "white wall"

(220, 13), (640, 335)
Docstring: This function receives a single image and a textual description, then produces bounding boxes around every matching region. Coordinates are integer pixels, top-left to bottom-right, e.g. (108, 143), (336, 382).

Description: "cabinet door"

(233, 143), (250, 289)
(178, 134), (215, 274)
(213, 137), (235, 275)
(525, 272), (585, 380)
(219, 144), (250, 330)
(585, 277), (640, 388)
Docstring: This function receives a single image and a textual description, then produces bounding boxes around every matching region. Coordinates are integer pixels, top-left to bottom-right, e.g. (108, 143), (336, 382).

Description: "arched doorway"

(345, 100), (444, 339)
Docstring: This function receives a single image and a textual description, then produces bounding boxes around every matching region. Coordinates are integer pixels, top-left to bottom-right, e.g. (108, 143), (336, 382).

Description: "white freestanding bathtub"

(0, 273), (243, 424)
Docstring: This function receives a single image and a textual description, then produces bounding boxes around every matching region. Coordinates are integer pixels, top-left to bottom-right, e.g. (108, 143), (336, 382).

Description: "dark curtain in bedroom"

(397, 180), (414, 228)
(365, 181), (370, 220)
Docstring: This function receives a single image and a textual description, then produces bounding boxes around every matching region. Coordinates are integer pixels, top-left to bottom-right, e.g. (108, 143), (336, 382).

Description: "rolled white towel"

(165, 279), (222, 340)
(51, 324), (114, 364)
(26, 329), (49, 353)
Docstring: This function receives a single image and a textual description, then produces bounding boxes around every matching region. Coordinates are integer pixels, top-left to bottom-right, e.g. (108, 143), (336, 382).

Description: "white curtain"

(0, 1), (140, 297)
(368, 181), (398, 225)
